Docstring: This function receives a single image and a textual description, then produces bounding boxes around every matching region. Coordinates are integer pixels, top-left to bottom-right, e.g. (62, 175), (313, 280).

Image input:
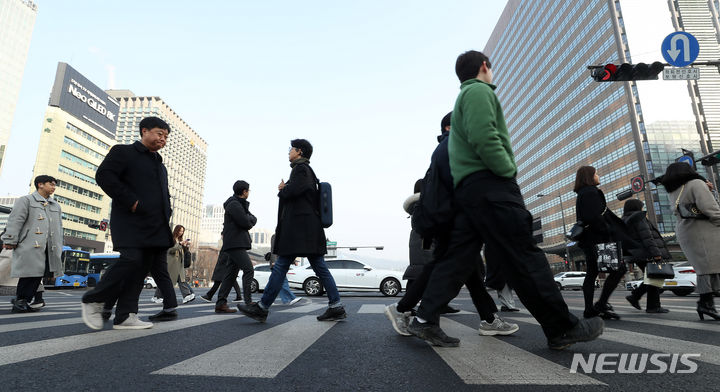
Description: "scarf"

(290, 157), (310, 168)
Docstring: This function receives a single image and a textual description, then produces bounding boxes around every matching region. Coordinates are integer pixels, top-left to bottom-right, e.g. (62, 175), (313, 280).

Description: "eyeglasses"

(289, 147), (296, 152)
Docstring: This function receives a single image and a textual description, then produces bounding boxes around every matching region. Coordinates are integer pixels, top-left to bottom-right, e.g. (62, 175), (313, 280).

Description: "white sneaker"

(113, 313), (153, 330)
(182, 293), (196, 304)
(384, 303), (411, 336)
(81, 302), (105, 330)
(288, 297), (302, 306)
(151, 297), (164, 304)
(478, 316), (519, 336)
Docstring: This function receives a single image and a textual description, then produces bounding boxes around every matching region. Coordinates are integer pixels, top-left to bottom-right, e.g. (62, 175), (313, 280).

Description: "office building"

(199, 203), (272, 250)
(0, 196), (19, 231)
(31, 63), (118, 251)
(0, 0), (38, 175)
(107, 90), (207, 246)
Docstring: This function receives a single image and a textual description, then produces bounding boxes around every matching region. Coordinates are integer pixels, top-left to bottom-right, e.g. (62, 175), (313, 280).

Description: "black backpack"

(411, 159), (454, 238)
(306, 166), (333, 228)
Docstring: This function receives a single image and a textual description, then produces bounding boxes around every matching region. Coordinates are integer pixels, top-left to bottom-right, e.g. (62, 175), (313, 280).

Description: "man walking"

(81, 117), (176, 330)
(237, 139), (346, 322)
(2, 175), (63, 313)
(214, 180), (257, 313)
(407, 51), (603, 349)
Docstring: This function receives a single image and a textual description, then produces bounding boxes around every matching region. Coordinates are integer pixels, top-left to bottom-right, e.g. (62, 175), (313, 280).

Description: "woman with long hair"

(574, 166), (627, 319)
(660, 162), (720, 320)
(151, 225), (195, 309)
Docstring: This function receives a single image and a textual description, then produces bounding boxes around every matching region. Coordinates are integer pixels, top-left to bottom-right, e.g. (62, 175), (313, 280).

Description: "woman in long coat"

(660, 162), (720, 320)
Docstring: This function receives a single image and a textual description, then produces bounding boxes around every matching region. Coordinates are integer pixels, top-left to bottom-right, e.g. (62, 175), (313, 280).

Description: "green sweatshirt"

(449, 79), (517, 187)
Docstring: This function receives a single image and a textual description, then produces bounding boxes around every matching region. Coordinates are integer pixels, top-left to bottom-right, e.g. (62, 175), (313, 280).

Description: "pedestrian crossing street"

(1, 293), (719, 387)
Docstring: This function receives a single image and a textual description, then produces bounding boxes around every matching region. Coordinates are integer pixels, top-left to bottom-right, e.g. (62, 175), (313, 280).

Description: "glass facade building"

(0, 0), (37, 175)
(485, 0), (653, 268)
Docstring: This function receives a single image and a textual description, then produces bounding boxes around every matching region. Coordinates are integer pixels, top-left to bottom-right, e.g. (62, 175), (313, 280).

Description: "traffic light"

(99, 221), (108, 231)
(592, 62), (664, 82)
(700, 150), (720, 166)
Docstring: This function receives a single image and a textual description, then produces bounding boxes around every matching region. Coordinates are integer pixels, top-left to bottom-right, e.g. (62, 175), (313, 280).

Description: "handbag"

(596, 242), (623, 273)
(676, 184), (709, 220)
(646, 261), (674, 279)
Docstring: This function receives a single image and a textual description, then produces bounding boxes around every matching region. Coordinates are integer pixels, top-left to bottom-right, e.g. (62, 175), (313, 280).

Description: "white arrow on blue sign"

(662, 32), (699, 67)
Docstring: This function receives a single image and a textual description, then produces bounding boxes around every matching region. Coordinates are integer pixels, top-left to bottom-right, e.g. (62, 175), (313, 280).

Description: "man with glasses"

(237, 139), (346, 322)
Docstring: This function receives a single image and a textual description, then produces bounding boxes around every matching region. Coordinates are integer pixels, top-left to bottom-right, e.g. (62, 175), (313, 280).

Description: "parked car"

(554, 271), (597, 290)
(626, 262), (696, 296)
(238, 263), (302, 293)
(287, 259), (406, 296)
(144, 276), (157, 288)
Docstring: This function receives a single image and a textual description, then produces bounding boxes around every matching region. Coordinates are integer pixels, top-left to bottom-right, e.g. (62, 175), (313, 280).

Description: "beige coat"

(669, 179), (720, 275)
(166, 241), (185, 283)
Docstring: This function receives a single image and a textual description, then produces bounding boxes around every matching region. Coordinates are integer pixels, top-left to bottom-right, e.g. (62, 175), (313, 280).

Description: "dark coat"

(622, 211), (670, 267)
(273, 161), (327, 257)
(402, 194), (433, 280)
(211, 251), (231, 282)
(575, 185), (627, 247)
(96, 141), (173, 249)
(221, 196), (257, 251)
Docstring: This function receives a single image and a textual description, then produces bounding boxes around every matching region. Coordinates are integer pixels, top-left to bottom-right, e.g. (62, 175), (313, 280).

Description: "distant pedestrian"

(2, 175), (63, 313)
(237, 139), (346, 322)
(214, 180), (257, 313)
(660, 162), (720, 320)
(574, 166), (629, 320)
(622, 199), (671, 313)
(81, 116), (175, 330)
(266, 235), (302, 306)
(200, 250), (242, 302)
(148, 225), (195, 321)
(406, 51), (602, 350)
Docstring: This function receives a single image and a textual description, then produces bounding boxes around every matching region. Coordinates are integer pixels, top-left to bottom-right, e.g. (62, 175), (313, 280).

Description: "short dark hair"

(455, 50), (491, 83)
(233, 180), (250, 195)
(291, 139), (313, 159)
(139, 116), (171, 137)
(34, 175), (56, 189)
(441, 112), (452, 131)
(623, 199), (644, 213)
(573, 166), (597, 193)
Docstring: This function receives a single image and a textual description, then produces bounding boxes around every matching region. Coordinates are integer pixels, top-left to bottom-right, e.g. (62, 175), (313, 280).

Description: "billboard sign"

(48, 62), (119, 138)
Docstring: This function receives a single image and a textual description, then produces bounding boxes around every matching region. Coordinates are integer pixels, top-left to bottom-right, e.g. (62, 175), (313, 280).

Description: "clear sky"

(0, 1), (701, 269)
(0, 0), (508, 268)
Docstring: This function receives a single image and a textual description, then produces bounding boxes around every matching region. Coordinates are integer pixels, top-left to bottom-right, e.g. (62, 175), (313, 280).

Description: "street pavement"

(1, 288), (718, 391)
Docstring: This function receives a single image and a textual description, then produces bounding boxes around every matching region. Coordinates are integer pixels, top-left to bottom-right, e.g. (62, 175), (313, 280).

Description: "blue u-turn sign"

(662, 32), (699, 67)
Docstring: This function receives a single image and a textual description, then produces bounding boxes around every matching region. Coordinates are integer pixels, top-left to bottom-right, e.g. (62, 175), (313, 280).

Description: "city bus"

(54, 246), (91, 288)
(88, 252), (120, 287)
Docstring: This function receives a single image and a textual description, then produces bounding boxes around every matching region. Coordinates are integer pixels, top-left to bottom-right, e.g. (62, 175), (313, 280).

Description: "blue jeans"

(278, 278), (296, 304)
(260, 255), (341, 309)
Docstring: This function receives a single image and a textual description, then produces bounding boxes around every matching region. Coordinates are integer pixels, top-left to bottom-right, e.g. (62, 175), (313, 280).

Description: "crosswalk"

(1, 293), (719, 387)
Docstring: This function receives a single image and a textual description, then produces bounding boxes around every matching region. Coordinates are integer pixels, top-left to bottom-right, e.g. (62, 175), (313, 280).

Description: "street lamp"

(536, 192), (572, 270)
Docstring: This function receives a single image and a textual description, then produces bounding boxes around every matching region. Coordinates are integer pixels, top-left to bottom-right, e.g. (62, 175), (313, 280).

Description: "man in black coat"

(81, 117), (175, 330)
(214, 180), (257, 313)
(237, 139), (346, 322)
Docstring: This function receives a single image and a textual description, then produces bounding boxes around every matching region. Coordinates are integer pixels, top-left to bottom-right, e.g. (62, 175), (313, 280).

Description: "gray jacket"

(1, 192), (63, 278)
(670, 179), (720, 275)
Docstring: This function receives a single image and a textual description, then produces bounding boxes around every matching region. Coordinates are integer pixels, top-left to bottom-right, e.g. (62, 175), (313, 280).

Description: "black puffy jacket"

(221, 196), (257, 251)
(622, 211), (671, 267)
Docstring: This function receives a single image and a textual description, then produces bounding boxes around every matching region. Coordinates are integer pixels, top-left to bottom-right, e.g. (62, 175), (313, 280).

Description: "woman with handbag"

(574, 166), (628, 319)
(152, 225), (195, 307)
(622, 199), (671, 313)
(660, 162), (720, 320)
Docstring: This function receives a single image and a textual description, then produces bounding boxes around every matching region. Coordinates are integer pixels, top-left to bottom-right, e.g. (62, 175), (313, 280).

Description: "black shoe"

(236, 302), (268, 322)
(500, 305), (520, 312)
(101, 308), (112, 321)
(149, 309), (178, 321)
(625, 295), (641, 310)
(407, 319), (460, 347)
(29, 300), (45, 309)
(233, 297), (242, 302)
(583, 308), (599, 318)
(646, 307), (669, 314)
(199, 294), (212, 302)
(696, 300), (720, 320)
(594, 302), (620, 320)
(11, 299), (36, 313)
(317, 306), (347, 321)
(548, 317), (604, 350)
(440, 305), (461, 314)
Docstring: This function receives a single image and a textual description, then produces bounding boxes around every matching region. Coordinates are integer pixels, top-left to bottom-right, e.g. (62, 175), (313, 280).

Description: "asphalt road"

(1, 287), (718, 391)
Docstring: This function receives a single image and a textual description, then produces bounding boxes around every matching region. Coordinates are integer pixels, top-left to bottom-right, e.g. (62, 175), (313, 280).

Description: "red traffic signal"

(99, 221), (108, 231)
(592, 62), (664, 82)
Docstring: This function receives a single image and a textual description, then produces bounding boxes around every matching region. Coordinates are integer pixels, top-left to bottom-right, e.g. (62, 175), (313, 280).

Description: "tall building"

(199, 203), (272, 251)
(485, 0), (653, 269)
(31, 63), (118, 252)
(668, 0), (720, 172)
(0, 0), (38, 175)
(107, 90), (207, 247)
(0, 196), (19, 231)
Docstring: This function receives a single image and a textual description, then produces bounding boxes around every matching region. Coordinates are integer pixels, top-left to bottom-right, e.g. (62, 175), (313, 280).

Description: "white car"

(287, 259), (406, 296)
(238, 263), (301, 293)
(626, 262), (696, 296)
(554, 271), (589, 290)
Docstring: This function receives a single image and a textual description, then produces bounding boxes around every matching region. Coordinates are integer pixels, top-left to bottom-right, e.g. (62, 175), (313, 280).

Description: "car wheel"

(556, 282), (563, 291)
(250, 279), (259, 293)
(671, 289), (693, 296)
(380, 278), (401, 296)
(303, 277), (324, 296)
(144, 283), (152, 289)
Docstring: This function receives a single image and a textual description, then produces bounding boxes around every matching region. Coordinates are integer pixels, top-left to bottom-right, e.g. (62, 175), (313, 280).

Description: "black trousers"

(16, 249), (50, 301)
(217, 248), (253, 306)
(207, 280), (241, 299)
(416, 172), (577, 339)
(627, 264), (660, 309)
(84, 247), (174, 322)
(581, 245), (627, 312)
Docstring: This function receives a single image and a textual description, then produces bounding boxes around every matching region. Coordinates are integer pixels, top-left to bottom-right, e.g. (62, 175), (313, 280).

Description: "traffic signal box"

(700, 150), (720, 166)
(592, 62), (664, 82)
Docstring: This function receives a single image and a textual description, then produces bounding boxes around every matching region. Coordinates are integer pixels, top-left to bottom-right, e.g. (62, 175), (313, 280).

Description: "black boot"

(594, 302), (620, 320)
(11, 299), (36, 313)
(697, 294), (720, 320)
